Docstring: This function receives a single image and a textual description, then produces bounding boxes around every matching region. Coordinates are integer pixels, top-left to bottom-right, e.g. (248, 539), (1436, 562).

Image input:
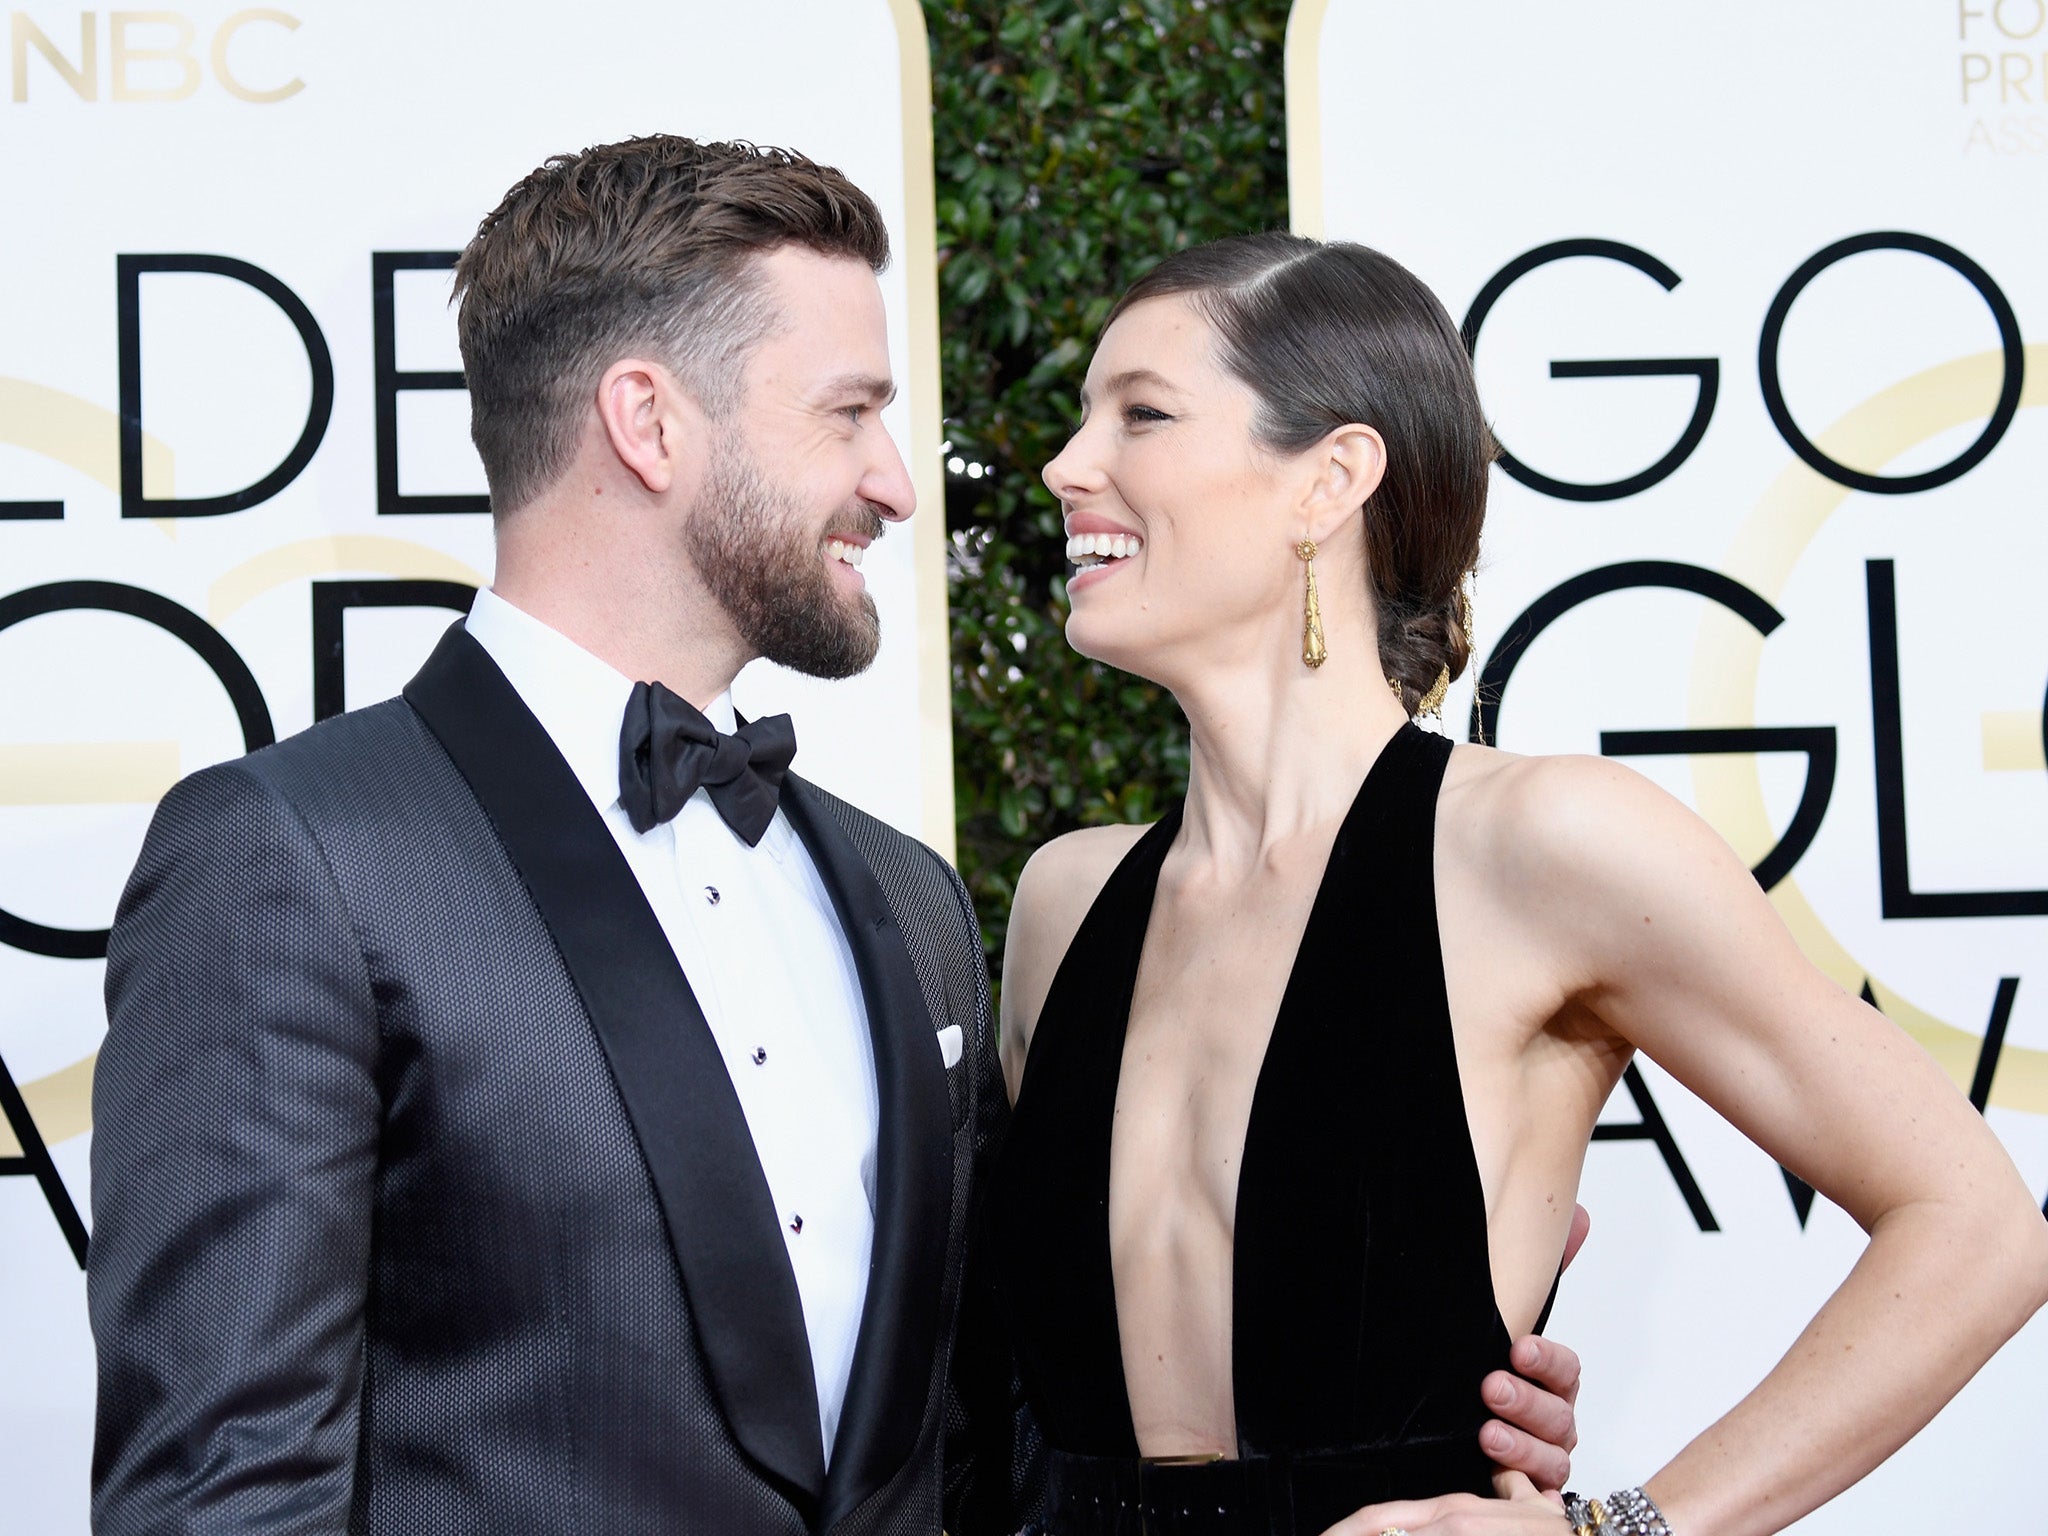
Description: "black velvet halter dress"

(989, 724), (1513, 1536)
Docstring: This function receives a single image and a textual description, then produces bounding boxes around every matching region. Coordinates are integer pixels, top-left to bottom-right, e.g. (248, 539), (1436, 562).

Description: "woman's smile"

(1063, 513), (1147, 594)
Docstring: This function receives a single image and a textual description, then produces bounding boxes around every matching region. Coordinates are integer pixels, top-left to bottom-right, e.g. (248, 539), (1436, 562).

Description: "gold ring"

(1378, 1529), (1409, 1536)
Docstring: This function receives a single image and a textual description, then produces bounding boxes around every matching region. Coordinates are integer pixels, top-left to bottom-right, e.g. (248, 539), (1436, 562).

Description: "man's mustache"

(824, 504), (888, 545)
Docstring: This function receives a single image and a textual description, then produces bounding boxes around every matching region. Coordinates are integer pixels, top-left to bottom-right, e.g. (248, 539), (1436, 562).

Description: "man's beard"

(685, 441), (884, 680)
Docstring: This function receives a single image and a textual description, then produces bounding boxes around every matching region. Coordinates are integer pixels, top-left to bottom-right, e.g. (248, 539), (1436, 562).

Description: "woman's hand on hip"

(1322, 1472), (1564, 1536)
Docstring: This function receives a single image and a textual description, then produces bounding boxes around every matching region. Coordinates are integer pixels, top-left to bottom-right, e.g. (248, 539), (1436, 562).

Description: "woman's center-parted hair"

(1106, 233), (1497, 715)
(452, 135), (892, 517)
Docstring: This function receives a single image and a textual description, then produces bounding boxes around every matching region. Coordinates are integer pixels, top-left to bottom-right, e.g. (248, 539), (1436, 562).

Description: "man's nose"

(864, 422), (917, 521)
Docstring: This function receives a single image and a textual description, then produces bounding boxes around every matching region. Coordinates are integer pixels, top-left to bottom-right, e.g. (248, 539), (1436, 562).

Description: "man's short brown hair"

(453, 135), (891, 514)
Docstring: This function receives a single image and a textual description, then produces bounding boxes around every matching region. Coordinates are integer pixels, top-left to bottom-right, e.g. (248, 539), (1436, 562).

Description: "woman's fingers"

(1486, 1356), (1579, 1451)
(1321, 1486), (1563, 1535)
(1509, 1332), (1584, 1409)
(1479, 1414), (1571, 1492)
(1317, 1495), (1452, 1535)
(1489, 1468), (1560, 1507)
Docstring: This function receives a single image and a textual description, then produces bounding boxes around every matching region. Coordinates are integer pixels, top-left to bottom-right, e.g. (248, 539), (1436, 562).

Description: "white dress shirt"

(466, 587), (879, 1463)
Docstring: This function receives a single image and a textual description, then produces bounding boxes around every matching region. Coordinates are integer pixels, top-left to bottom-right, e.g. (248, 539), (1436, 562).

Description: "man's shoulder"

(792, 776), (973, 932)
(249, 695), (436, 772)
(169, 696), (448, 830)
(795, 777), (954, 877)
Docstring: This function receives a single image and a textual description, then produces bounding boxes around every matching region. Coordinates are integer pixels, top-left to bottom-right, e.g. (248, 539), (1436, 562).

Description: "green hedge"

(925, 0), (1291, 972)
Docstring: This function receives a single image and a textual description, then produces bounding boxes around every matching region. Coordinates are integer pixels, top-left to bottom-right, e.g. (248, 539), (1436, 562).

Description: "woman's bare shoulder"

(998, 822), (1153, 1098)
(1440, 739), (1783, 997)
(1443, 741), (1731, 881)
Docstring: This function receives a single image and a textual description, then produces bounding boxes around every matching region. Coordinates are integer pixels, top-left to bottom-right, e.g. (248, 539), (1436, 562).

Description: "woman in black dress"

(988, 234), (2048, 1536)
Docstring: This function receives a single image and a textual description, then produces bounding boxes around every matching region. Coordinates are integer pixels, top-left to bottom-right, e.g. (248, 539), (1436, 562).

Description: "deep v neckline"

(993, 719), (1512, 1472)
(1097, 725), (1424, 1457)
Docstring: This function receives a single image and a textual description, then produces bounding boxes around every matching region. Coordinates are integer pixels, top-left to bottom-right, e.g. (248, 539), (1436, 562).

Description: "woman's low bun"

(1377, 579), (1472, 718)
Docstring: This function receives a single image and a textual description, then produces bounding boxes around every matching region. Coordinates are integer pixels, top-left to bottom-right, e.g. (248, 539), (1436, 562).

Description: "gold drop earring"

(1296, 539), (1327, 669)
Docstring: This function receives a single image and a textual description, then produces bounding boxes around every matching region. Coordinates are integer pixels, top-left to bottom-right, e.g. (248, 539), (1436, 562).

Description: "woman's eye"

(1123, 404), (1171, 425)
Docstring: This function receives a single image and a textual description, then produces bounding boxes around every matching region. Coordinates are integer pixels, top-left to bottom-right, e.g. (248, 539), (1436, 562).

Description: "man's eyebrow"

(817, 372), (897, 408)
(1080, 367), (1186, 408)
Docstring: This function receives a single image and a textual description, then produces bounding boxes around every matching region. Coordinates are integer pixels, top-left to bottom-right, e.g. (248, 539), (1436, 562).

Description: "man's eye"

(1124, 404), (1171, 425)
(843, 405), (867, 424)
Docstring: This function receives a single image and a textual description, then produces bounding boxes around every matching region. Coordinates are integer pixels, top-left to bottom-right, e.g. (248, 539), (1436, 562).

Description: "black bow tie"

(618, 681), (797, 846)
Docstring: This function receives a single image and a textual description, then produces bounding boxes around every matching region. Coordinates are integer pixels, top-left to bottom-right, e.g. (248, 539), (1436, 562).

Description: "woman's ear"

(1302, 422), (1387, 543)
(595, 358), (679, 495)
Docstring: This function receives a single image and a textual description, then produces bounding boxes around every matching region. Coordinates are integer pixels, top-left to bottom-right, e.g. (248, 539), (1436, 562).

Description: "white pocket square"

(936, 1024), (963, 1069)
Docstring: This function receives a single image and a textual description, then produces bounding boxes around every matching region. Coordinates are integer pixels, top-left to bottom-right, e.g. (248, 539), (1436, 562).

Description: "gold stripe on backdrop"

(0, 1055), (93, 1158)
(1284, 0), (1332, 239)
(1691, 344), (2048, 1117)
(887, 0), (957, 864)
(1983, 711), (2046, 773)
(0, 377), (176, 507)
(0, 742), (180, 804)
(205, 535), (485, 624)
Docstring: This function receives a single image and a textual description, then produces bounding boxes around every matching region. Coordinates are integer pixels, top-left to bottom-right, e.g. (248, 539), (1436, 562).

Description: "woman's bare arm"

(1549, 756), (2048, 1534)
(1337, 754), (2048, 1536)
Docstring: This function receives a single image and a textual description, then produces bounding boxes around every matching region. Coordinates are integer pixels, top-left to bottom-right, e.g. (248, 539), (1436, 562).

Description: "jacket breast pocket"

(938, 1024), (970, 1133)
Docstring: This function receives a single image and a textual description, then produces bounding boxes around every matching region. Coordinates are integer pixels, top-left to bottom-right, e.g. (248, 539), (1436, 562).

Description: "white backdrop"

(1289, 2), (2047, 1529)
(0, 3), (947, 1529)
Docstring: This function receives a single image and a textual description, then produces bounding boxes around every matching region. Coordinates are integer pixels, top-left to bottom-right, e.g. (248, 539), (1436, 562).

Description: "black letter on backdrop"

(0, 581), (274, 959)
(1968, 977), (2022, 1114)
(1591, 1064), (1720, 1232)
(0, 1055), (88, 1268)
(1462, 239), (1719, 503)
(1600, 727), (1837, 892)
(312, 579), (477, 720)
(1867, 560), (2048, 916)
(1759, 233), (2024, 495)
(371, 251), (488, 516)
(117, 254), (335, 518)
(1479, 568), (1850, 1234)
(1469, 560), (1783, 747)
(3, 370), (66, 518)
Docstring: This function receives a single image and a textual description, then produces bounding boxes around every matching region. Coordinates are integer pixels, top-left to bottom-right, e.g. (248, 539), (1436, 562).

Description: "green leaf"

(928, 0), (1284, 971)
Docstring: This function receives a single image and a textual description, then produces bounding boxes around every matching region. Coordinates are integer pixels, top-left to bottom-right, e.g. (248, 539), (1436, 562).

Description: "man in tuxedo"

(88, 135), (1581, 1534)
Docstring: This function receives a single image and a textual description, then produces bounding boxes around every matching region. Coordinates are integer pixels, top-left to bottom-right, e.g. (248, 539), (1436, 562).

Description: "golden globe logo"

(1958, 0), (2048, 152)
(7, 7), (301, 103)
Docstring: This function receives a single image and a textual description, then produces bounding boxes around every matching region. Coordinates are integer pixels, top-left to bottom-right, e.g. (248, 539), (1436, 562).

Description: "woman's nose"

(1042, 422), (1106, 503)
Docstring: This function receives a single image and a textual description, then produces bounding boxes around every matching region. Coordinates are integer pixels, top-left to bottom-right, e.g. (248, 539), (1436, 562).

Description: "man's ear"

(1301, 422), (1387, 545)
(596, 358), (679, 495)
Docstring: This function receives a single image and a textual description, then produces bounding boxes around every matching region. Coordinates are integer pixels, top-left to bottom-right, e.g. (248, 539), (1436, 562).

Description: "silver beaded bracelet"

(1563, 1486), (1673, 1536)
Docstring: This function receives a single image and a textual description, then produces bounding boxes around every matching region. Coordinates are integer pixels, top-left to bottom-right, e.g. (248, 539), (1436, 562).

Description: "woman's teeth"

(825, 539), (865, 568)
(1065, 531), (1145, 567)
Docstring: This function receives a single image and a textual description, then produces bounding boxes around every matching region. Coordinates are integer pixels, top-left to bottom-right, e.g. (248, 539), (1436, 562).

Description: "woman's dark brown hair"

(454, 135), (891, 515)
(1106, 232), (1494, 714)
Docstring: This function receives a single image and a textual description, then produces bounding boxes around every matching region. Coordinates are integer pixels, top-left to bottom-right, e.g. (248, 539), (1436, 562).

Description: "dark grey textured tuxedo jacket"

(89, 625), (1032, 1535)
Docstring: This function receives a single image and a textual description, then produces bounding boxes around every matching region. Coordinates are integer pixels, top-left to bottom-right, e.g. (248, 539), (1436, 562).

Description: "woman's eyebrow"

(1080, 368), (1186, 408)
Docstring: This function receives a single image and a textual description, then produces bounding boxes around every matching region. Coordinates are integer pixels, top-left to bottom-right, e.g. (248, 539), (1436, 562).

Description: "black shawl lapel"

(402, 624), (828, 1508)
(777, 776), (952, 1530)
